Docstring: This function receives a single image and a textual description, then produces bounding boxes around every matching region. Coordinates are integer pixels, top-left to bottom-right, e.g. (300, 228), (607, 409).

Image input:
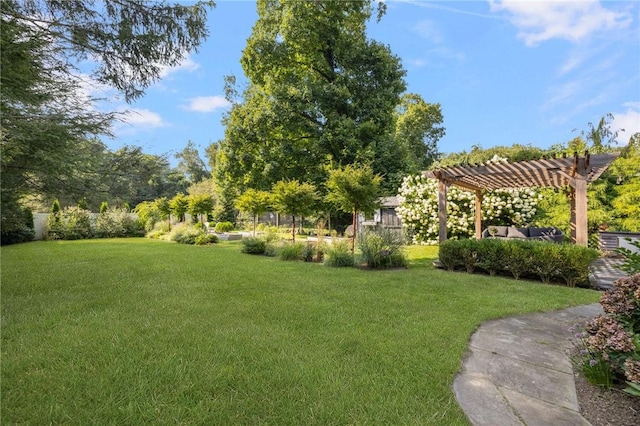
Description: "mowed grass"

(1, 239), (599, 424)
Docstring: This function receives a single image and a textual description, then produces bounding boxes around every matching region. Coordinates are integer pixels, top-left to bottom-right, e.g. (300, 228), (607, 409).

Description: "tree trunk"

(291, 216), (296, 243)
(253, 214), (257, 237)
(351, 208), (357, 254)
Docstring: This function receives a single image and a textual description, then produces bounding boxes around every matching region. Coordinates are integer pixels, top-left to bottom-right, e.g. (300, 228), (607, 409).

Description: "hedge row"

(438, 238), (599, 287)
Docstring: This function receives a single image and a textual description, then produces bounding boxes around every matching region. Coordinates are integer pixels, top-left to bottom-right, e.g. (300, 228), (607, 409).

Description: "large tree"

(1, 0), (213, 242)
(217, 0), (406, 192)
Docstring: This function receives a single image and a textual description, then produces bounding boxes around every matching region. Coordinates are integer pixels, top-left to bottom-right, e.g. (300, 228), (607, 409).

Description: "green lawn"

(1, 239), (600, 424)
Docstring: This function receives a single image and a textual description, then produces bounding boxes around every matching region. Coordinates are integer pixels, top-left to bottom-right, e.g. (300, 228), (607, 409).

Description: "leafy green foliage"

(438, 239), (597, 287)
(169, 193), (189, 222)
(326, 164), (381, 252)
(571, 273), (640, 389)
(48, 207), (93, 240)
(617, 239), (640, 275)
(176, 141), (210, 185)
(323, 240), (355, 267)
(194, 234), (219, 245)
(394, 93), (445, 173)
(214, 222), (234, 233)
(357, 229), (407, 269)
(241, 237), (267, 255)
(95, 208), (143, 238)
(217, 0), (407, 193)
(168, 224), (205, 245)
(271, 180), (318, 242)
(1, 1), (210, 233)
(235, 189), (272, 236)
(188, 194), (214, 224)
(278, 243), (306, 261)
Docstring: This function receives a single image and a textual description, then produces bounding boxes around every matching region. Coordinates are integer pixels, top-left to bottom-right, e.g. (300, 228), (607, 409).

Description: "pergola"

(424, 152), (620, 246)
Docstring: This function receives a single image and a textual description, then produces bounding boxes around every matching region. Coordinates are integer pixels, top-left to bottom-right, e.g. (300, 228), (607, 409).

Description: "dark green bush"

(0, 205), (35, 245)
(438, 238), (597, 287)
(242, 237), (266, 255)
(438, 240), (464, 271)
(475, 238), (505, 276)
(503, 239), (534, 280)
(324, 240), (355, 267)
(458, 239), (480, 273)
(531, 242), (564, 283)
(214, 221), (234, 233)
(556, 244), (598, 287)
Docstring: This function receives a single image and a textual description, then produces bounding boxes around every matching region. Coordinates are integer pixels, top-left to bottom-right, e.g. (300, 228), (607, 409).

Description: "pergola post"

(572, 177), (588, 246)
(438, 180), (448, 243)
(475, 190), (483, 240)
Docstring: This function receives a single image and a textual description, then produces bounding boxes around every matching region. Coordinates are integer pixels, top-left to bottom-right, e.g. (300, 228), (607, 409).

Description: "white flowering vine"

(396, 174), (541, 245)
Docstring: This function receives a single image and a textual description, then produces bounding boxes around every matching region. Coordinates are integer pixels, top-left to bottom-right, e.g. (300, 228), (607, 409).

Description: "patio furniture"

(481, 226), (564, 243)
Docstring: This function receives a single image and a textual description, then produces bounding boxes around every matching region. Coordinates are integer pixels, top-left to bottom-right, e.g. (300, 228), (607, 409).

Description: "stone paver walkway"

(454, 304), (604, 425)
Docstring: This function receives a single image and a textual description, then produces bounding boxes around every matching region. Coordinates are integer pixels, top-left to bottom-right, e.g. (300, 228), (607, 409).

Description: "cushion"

(507, 227), (529, 238)
(491, 226), (509, 237)
(529, 227), (554, 237)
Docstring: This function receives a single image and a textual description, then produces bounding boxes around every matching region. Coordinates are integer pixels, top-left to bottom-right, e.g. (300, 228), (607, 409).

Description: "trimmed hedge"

(438, 239), (598, 287)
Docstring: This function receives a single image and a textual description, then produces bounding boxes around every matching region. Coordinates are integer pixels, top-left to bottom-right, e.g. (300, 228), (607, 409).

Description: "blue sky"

(101, 0), (640, 163)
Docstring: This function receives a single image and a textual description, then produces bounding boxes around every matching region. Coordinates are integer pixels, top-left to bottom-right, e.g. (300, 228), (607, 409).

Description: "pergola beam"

(425, 152), (620, 247)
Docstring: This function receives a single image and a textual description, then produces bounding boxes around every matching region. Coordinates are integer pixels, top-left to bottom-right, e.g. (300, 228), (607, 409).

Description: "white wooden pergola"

(424, 152), (619, 246)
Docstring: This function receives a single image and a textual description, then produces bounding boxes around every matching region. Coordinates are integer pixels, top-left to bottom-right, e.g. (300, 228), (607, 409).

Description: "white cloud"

(612, 103), (640, 145)
(413, 20), (444, 43)
(159, 55), (200, 79)
(183, 96), (231, 113)
(115, 108), (167, 135)
(488, 0), (632, 46)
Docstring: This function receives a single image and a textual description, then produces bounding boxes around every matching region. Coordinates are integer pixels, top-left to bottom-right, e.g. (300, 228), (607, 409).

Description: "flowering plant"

(396, 174), (540, 245)
(571, 273), (640, 392)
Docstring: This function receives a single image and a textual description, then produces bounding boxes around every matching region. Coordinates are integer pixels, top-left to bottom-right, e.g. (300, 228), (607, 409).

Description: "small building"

(357, 196), (404, 236)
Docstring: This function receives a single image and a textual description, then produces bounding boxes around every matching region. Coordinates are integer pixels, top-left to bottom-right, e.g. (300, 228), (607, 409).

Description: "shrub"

(214, 221), (234, 233)
(242, 237), (266, 255)
(571, 273), (640, 391)
(439, 239), (596, 286)
(396, 173), (541, 244)
(458, 239), (480, 273)
(324, 240), (355, 267)
(1, 206), (35, 245)
(438, 240), (464, 271)
(557, 245), (599, 287)
(531, 242), (564, 283)
(502, 239), (534, 280)
(194, 234), (219, 245)
(169, 224), (204, 245)
(60, 206), (93, 240)
(146, 221), (170, 240)
(264, 242), (280, 257)
(357, 228), (407, 269)
(475, 238), (505, 276)
(95, 208), (143, 238)
(279, 242), (306, 261)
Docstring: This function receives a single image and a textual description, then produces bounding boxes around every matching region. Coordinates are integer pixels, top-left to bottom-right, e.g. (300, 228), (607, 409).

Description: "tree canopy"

(1, 0), (214, 242)
(217, 0), (407, 193)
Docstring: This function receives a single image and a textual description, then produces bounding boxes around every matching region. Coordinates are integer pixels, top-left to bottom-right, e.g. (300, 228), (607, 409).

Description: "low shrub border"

(438, 239), (598, 287)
